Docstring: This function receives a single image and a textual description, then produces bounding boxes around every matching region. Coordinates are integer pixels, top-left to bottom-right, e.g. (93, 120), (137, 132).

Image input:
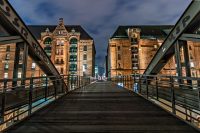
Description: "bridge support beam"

(182, 41), (192, 85)
(12, 42), (28, 88)
(12, 42), (22, 87)
(175, 41), (183, 84)
(21, 43), (28, 86)
(175, 40), (192, 86)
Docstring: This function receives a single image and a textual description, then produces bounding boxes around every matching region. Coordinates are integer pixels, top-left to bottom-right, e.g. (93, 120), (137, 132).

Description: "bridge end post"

(0, 80), (7, 123)
(28, 77), (33, 116)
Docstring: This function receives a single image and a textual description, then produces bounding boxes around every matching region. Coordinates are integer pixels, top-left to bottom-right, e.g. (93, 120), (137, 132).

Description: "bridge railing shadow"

(0, 75), (92, 131)
(109, 74), (200, 128)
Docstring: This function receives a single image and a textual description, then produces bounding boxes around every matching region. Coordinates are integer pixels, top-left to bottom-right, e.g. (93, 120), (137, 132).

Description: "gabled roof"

(28, 25), (93, 40)
(111, 25), (174, 39)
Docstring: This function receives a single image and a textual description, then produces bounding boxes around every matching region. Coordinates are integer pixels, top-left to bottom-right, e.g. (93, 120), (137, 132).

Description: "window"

(6, 46), (10, 52)
(69, 64), (77, 71)
(4, 63), (9, 70)
(56, 59), (59, 64)
(70, 47), (77, 52)
(118, 54), (121, 60)
(56, 49), (59, 55)
(70, 38), (78, 44)
(83, 54), (87, 60)
(190, 62), (194, 68)
(4, 73), (8, 79)
(60, 40), (64, 46)
(61, 68), (64, 74)
(60, 59), (64, 64)
(83, 45), (87, 51)
(5, 53), (10, 60)
(118, 63), (121, 68)
(118, 46), (120, 51)
(19, 54), (23, 60)
(70, 55), (77, 62)
(83, 64), (87, 72)
(44, 37), (52, 45)
(18, 72), (22, 78)
(131, 38), (138, 44)
(31, 63), (36, 69)
(61, 49), (63, 55)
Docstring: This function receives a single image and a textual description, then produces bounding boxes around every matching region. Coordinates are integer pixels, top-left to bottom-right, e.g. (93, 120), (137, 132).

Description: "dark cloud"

(9, 0), (192, 67)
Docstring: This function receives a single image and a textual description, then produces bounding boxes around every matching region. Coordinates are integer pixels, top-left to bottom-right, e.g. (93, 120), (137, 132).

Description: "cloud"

(9, 0), (192, 66)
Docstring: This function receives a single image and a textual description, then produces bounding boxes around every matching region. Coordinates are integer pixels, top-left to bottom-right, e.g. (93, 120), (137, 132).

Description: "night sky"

(9, 0), (191, 66)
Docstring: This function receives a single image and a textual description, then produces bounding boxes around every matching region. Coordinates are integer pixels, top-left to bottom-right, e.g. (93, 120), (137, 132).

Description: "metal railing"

(0, 75), (92, 131)
(109, 74), (200, 128)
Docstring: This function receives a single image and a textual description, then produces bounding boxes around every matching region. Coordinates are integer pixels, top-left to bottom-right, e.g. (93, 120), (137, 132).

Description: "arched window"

(70, 38), (78, 44)
(44, 37), (52, 45)
(44, 37), (52, 57)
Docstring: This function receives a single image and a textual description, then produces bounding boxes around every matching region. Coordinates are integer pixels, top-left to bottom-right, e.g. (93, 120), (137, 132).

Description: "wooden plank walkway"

(5, 81), (199, 133)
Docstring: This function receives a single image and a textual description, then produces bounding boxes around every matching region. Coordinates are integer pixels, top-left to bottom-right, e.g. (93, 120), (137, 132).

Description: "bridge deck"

(5, 81), (199, 133)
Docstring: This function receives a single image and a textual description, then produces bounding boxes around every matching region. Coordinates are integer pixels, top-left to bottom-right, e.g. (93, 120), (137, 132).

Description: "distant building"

(95, 65), (99, 79)
(95, 65), (105, 79)
(0, 18), (96, 79)
(107, 25), (200, 78)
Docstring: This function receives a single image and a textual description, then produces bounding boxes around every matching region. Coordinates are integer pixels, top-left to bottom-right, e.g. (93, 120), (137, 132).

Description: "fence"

(0, 75), (92, 131)
(109, 74), (200, 128)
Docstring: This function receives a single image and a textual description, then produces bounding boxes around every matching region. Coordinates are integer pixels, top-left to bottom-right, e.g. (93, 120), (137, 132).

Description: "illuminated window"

(32, 63), (36, 69)
(56, 49), (59, 55)
(83, 64), (87, 72)
(190, 62), (194, 68)
(18, 72), (22, 78)
(70, 55), (77, 62)
(5, 53), (10, 60)
(4, 73), (8, 79)
(4, 63), (9, 70)
(69, 64), (77, 71)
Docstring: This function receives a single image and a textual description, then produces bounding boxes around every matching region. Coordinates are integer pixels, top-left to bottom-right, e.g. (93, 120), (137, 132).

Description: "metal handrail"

(0, 75), (93, 131)
(109, 74), (200, 128)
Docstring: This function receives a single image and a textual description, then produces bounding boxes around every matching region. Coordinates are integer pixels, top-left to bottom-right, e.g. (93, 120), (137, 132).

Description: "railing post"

(45, 77), (48, 101)
(67, 75), (70, 90)
(139, 75), (142, 94)
(76, 76), (78, 89)
(156, 77), (159, 100)
(28, 78), (33, 115)
(61, 76), (64, 93)
(54, 78), (57, 99)
(1, 80), (7, 122)
(133, 74), (136, 91)
(145, 76), (149, 99)
(71, 75), (73, 90)
(170, 76), (176, 114)
(197, 80), (200, 110)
